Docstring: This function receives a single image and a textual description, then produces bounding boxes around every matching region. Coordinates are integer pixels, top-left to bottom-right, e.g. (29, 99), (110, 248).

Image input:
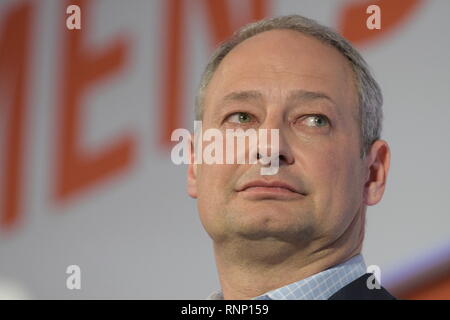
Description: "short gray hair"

(195, 14), (383, 158)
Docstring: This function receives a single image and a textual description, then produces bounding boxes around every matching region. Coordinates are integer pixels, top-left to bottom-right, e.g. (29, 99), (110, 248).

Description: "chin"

(229, 212), (315, 242)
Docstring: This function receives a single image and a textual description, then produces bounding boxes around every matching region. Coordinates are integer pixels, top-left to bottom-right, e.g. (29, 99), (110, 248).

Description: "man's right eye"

(226, 112), (254, 124)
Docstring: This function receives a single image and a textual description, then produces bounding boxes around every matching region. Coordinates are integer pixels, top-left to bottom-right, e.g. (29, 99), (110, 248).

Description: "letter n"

(159, 0), (268, 147)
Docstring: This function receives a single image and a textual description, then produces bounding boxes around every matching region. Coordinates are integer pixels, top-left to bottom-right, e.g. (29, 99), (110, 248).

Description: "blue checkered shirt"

(206, 254), (367, 300)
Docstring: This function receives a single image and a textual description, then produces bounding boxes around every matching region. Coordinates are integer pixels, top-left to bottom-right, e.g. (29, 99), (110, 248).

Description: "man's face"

(188, 30), (368, 246)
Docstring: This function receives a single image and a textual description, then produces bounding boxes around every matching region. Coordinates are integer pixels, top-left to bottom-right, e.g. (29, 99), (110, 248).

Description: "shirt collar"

(206, 254), (367, 300)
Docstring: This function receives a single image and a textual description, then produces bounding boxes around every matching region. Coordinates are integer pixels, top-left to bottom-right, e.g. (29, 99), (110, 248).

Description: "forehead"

(204, 29), (358, 117)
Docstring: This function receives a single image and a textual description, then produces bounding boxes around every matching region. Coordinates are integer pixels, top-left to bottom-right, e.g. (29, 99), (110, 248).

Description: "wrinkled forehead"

(203, 29), (359, 119)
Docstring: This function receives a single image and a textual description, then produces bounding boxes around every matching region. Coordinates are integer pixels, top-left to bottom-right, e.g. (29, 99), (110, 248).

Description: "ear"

(363, 139), (391, 206)
(187, 137), (198, 199)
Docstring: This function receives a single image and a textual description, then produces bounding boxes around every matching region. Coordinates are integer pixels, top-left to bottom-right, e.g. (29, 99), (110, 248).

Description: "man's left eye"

(227, 112), (254, 124)
(302, 115), (329, 127)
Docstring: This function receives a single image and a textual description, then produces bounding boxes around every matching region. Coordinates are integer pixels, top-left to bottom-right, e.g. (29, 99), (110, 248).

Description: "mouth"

(237, 180), (305, 200)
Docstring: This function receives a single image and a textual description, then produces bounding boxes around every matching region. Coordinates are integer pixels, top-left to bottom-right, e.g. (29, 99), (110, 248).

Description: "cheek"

(307, 149), (340, 197)
(196, 163), (239, 239)
(306, 144), (364, 219)
(196, 163), (237, 206)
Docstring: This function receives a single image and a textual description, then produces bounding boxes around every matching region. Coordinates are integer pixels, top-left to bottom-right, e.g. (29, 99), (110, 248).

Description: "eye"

(301, 114), (330, 127)
(226, 112), (254, 124)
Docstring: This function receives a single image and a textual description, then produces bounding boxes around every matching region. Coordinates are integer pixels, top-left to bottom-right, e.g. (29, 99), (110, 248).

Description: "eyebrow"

(219, 89), (336, 107)
(221, 90), (264, 104)
(286, 90), (336, 107)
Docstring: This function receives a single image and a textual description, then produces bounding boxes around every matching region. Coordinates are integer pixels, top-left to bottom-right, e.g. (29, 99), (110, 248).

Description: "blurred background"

(0, 0), (449, 299)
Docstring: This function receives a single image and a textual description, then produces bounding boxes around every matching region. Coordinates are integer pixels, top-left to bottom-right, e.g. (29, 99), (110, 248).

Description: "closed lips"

(238, 180), (302, 194)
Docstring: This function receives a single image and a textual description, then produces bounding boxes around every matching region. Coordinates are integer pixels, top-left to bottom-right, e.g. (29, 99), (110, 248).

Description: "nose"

(251, 120), (295, 168)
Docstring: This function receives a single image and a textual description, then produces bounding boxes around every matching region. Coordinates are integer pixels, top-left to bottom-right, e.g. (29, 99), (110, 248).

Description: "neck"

(213, 210), (365, 300)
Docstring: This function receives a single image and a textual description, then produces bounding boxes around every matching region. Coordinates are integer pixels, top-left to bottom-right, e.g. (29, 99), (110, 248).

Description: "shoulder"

(328, 273), (396, 300)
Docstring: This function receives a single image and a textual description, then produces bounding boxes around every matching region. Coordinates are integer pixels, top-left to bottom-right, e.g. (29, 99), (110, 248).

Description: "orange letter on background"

(0, 3), (33, 230)
(56, 0), (135, 201)
(338, 0), (424, 47)
(160, 0), (268, 147)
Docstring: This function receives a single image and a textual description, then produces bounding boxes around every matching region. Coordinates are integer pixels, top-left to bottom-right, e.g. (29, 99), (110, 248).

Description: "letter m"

(0, 2), (33, 230)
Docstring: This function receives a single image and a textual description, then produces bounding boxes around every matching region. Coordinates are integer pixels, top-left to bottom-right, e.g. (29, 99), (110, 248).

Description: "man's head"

(187, 15), (390, 255)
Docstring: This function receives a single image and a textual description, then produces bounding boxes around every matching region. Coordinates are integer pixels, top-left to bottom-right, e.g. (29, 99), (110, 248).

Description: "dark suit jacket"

(328, 273), (396, 300)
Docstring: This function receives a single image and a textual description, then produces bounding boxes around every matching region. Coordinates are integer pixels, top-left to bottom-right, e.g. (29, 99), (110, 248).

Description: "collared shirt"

(206, 254), (367, 300)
